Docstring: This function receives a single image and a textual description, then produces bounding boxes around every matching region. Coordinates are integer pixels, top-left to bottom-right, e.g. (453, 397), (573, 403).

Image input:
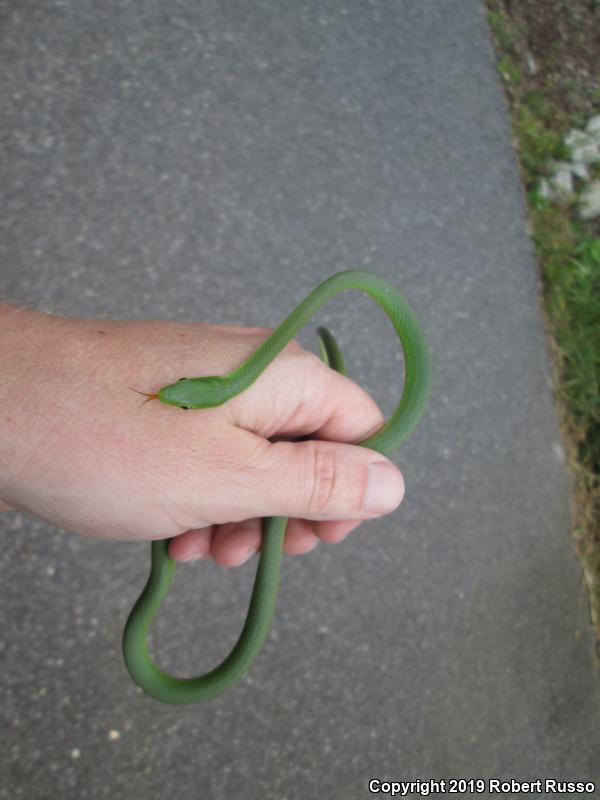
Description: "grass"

(486, 2), (600, 648)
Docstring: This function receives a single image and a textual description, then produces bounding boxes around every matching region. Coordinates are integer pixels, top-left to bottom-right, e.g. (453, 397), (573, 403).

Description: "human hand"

(0, 304), (405, 567)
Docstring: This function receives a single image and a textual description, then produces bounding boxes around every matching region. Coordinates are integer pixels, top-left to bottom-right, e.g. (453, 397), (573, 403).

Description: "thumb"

(255, 438), (405, 521)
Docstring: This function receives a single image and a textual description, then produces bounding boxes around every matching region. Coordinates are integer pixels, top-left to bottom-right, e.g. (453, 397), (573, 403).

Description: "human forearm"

(0, 302), (59, 509)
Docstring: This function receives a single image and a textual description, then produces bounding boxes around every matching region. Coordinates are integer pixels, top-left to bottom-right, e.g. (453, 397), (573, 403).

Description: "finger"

(169, 517), (359, 566)
(311, 518), (362, 543)
(282, 518), (320, 555)
(210, 517), (321, 567)
(225, 348), (387, 446)
(284, 357), (387, 444)
(168, 526), (214, 561)
(211, 519), (263, 567)
(232, 434), (405, 523)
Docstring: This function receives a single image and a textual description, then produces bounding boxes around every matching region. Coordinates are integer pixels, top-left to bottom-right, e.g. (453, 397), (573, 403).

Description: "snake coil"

(122, 270), (431, 704)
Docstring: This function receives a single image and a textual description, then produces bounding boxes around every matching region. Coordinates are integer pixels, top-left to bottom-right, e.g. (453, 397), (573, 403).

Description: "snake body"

(122, 270), (431, 704)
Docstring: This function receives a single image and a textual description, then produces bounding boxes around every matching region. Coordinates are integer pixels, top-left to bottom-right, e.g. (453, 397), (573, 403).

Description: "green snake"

(122, 270), (431, 704)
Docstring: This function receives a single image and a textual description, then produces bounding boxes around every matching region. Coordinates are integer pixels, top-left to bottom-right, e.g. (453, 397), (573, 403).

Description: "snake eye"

(181, 406), (190, 410)
(178, 377), (187, 382)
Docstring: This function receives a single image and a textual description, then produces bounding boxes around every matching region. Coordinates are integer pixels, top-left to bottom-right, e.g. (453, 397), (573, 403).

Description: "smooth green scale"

(122, 270), (431, 704)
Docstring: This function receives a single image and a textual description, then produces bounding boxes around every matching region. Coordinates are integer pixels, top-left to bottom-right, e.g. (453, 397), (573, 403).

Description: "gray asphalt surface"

(2, 1), (600, 797)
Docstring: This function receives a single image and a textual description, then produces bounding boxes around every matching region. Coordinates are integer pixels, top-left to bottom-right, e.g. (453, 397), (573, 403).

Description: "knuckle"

(284, 337), (308, 356)
(243, 326), (275, 337)
(306, 442), (337, 513)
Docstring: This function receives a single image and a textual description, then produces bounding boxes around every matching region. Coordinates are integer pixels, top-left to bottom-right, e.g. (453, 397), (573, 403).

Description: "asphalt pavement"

(2, 1), (599, 797)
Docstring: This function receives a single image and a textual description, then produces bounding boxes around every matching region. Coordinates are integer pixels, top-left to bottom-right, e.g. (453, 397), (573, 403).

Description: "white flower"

(565, 127), (600, 164)
(578, 181), (600, 220)
(565, 129), (590, 149)
(585, 115), (600, 141)
(571, 162), (589, 180)
(542, 162), (574, 200)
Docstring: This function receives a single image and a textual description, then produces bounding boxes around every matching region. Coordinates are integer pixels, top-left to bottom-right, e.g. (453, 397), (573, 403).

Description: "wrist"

(0, 303), (65, 505)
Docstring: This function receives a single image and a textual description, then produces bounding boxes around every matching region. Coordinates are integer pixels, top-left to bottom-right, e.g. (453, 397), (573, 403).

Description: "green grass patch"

(485, 1), (600, 651)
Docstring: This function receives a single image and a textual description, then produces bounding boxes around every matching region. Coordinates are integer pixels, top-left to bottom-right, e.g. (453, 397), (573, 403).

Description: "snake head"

(157, 375), (232, 409)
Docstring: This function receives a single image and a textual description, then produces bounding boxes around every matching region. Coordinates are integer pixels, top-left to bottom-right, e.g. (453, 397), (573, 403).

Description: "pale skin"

(0, 303), (405, 567)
